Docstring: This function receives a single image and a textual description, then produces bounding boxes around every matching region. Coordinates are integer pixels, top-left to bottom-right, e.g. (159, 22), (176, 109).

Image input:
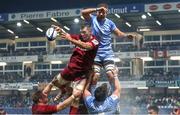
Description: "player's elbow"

(116, 32), (124, 38)
(114, 28), (125, 38)
(81, 10), (85, 15)
(81, 9), (87, 16)
(81, 11), (86, 18)
(81, 11), (90, 20)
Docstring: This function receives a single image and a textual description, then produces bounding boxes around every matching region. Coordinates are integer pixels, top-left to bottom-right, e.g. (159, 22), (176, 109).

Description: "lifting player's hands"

(72, 88), (82, 98)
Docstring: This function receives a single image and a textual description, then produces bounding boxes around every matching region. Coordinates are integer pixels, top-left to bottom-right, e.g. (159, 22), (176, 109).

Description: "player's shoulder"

(106, 18), (115, 24)
(91, 35), (98, 40)
(90, 14), (96, 19)
(85, 95), (94, 102)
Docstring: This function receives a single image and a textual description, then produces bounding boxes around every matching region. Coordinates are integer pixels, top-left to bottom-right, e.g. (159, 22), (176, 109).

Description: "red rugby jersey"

(68, 35), (99, 71)
(32, 104), (57, 114)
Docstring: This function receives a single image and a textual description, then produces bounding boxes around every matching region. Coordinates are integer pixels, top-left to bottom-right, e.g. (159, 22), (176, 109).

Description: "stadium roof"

(0, 0), (180, 39)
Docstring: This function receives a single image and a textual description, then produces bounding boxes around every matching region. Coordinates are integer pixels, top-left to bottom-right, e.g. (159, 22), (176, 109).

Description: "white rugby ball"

(46, 27), (57, 41)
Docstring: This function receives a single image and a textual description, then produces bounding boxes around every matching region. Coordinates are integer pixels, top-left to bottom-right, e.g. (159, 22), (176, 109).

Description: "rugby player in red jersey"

(43, 25), (99, 114)
(32, 83), (81, 114)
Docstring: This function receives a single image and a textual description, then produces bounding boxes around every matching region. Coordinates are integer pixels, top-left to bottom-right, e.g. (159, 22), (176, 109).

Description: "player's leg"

(42, 73), (70, 95)
(70, 69), (94, 114)
(103, 60), (117, 91)
(51, 72), (72, 102)
(69, 78), (87, 114)
(92, 62), (102, 85)
(104, 60), (121, 113)
(92, 54), (103, 85)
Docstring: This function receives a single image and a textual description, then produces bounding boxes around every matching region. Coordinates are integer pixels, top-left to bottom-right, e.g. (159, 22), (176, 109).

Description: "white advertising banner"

(8, 8), (81, 21)
(43, 54), (70, 62)
(145, 2), (180, 12)
(167, 50), (180, 56)
(0, 83), (33, 90)
(0, 56), (38, 62)
(115, 51), (149, 59)
(97, 81), (146, 88)
(120, 81), (146, 88)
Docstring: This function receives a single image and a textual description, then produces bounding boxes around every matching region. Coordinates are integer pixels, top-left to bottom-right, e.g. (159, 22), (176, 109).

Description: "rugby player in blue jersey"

(82, 3), (134, 93)
(83, 66), (121, 114)
(81, 3), (134, 113)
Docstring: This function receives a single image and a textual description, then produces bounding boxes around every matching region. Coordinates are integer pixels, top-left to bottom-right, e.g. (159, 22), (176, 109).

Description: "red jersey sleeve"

(32, 104), (57, 114)
(70, 34), (80, 40)
(43, 105), (57, 114)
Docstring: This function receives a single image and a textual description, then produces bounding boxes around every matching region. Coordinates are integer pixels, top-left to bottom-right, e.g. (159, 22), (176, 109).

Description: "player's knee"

(53, 73), (69, 87)
(93, 65), (101, 74)
(76, 84), (84, 91)
(106, 65), (118, 79)
(93, 64), (101, 81)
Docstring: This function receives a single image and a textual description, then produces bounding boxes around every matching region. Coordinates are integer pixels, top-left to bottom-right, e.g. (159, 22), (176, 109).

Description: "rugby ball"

(46, 27), (57, 41)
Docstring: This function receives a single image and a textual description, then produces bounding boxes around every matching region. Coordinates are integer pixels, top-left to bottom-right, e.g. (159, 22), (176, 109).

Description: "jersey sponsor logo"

(92, 39), (99, 45)
(111, 95), (118, 100)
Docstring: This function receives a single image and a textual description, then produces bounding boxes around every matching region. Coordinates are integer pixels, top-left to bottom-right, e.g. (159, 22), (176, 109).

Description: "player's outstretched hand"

(127, 34), (135, 39)
(51, 25), (62, 33)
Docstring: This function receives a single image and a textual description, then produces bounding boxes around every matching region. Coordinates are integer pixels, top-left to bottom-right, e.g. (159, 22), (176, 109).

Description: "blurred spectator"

(147, 105), (159, 115)
(0, 108), (6, 115)
(171, 108), (180, 115)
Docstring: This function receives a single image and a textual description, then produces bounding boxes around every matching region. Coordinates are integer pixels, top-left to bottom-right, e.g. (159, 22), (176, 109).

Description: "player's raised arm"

(60, 32), (93, 50)
(42, 77), (59, 95)
(111, 67), (121, 97)
(60, 25), (99, 50)
(113, 28), (135, 40)
(56, 88), (81, 111)
(81, 7), (107, 21)
(83, 72), (93, 98)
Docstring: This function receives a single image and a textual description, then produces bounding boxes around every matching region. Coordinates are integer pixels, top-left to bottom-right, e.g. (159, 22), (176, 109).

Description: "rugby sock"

(69, 106), (79, 115)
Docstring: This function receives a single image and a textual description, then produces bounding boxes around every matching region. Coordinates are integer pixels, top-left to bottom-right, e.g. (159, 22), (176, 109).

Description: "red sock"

(69, 106), (78, 115)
